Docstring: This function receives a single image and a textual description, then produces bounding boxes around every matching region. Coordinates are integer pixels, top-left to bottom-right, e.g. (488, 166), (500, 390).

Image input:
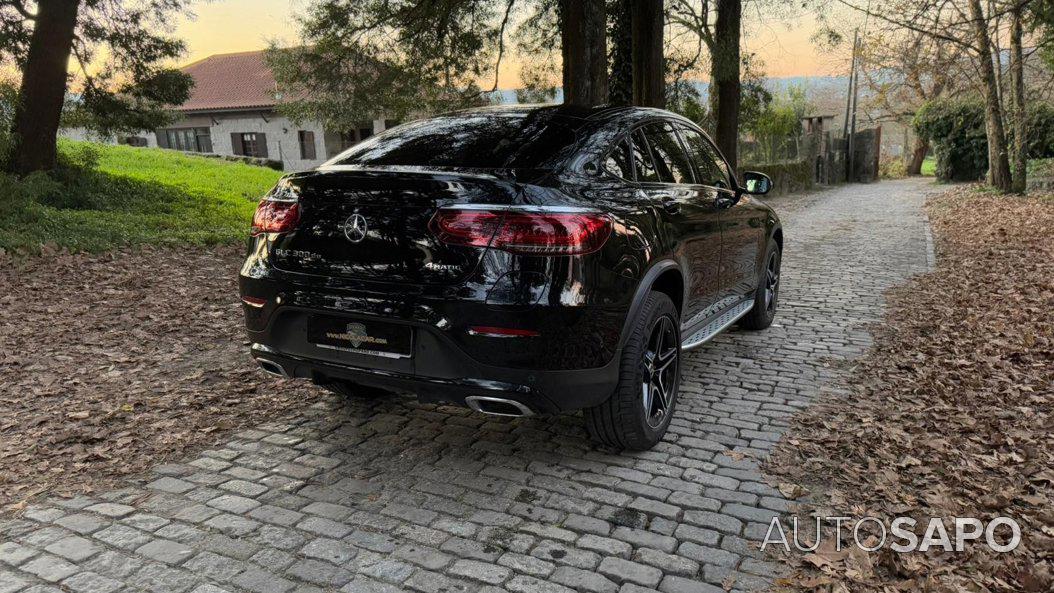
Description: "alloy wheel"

(641, 315), (679, 428)
(764, 251), (780, 313)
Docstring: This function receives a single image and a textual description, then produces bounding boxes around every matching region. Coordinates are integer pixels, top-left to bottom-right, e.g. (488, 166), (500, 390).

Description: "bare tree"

(852, 26), (966, 174)
(832, 0), (1042, 191)
(711, 0), (742, 170)
(631, 0), (664, 107)
(561, 0), (609, 105)
(1010, 0), (1027, 192)
(667, 0), (741, 168)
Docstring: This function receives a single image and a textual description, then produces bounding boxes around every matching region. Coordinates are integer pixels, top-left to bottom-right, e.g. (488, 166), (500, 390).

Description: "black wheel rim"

(641, 315), (679, 429)
(764, 251), (780, 313)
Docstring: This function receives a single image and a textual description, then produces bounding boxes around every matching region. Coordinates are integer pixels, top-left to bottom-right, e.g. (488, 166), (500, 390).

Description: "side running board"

(681, 300), (754, 351)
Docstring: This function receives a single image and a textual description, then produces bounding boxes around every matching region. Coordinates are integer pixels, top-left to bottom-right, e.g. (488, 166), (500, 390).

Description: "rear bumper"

(239, 220), (640, 412)
(241, 281), (625, 414)
(248, 339), (619, 415)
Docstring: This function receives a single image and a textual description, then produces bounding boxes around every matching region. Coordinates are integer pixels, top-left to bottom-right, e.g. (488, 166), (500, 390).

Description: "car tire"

(739, 238), (781, 330)
(322, 380), (392, 399)
(584, 291), (680, 451)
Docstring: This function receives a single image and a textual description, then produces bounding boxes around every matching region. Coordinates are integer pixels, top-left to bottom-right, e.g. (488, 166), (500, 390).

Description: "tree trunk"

(711, 0), (741, 172)
(967, 0), (1011, 191)
(1009, 3), (1027, 194)
(630, 0), (663, 108)
(607, 0), (633, 106)
(561, 0), (608, 107)
(907, 135), (929, 175)
(9, 0), (82, 174)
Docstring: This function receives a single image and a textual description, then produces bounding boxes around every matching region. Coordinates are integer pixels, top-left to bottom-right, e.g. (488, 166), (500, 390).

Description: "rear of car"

(239, 108), (632, 416)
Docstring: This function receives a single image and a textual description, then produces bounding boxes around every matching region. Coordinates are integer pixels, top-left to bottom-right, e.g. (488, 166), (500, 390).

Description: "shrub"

(880, 157), (907, 179)
(1026, 103), (1054, 159)
(914, 98), (1054, 182)
(913, 98), (988, 182)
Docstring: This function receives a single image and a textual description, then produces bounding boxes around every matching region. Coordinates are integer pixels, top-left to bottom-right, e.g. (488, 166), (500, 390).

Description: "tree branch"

(490, 0), (515, 93)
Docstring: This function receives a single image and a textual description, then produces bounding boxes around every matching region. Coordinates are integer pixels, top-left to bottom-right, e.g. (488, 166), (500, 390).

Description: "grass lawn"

(920, 155), (936, 176)
(0, 140), (283, 253)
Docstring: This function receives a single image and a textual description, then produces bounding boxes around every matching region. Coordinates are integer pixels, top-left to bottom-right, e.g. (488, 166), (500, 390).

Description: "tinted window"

(642, 123), (694, 184)
(604, 139), (634, 179)
(631, 130), (662, 182)
(329, 112), (581, 169)
(680, 127), (731, 188)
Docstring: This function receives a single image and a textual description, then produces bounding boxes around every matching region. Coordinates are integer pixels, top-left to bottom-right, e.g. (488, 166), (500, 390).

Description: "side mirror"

(741, 171), (772, 195)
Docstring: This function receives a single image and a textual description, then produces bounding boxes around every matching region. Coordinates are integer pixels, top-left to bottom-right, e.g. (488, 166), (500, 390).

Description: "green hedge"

(913, 99), (988, 181)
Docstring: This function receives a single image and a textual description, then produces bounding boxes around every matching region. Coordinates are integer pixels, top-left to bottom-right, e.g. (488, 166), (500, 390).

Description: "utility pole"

(848, 56), (860, 183)
(842, 30), (859, 182)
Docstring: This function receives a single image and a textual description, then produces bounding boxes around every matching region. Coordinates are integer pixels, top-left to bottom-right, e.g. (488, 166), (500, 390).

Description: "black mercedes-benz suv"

(240, 104), (782, 450)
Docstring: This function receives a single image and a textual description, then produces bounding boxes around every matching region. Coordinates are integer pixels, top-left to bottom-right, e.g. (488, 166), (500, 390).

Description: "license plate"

(307, 315), (413, 359)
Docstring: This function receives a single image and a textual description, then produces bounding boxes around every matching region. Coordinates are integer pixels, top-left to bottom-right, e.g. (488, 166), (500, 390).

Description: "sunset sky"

(174, 0), (845, 86)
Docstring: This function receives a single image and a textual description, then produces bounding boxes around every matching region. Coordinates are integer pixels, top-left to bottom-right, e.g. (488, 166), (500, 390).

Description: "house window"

(195, 128), (213, 153)
(298, 131), (317, 160)
(158, 127), (212, 152)
(241, 134), (260, 157)
(231, 132), (268, 158)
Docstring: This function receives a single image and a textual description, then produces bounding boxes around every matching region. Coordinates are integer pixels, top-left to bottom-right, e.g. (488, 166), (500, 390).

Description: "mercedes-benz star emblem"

(344, 214), (368, 243)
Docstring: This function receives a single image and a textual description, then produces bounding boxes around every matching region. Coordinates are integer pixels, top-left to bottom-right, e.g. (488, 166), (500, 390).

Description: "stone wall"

(738, 160), (815, 197)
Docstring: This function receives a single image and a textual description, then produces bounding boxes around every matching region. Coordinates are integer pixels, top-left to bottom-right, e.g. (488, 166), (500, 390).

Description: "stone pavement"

(0, 179), (935, 593)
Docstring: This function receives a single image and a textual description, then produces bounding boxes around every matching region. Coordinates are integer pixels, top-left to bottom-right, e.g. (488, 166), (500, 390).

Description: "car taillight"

(430, 209), (611, 255)
(252, 200), (300, 236)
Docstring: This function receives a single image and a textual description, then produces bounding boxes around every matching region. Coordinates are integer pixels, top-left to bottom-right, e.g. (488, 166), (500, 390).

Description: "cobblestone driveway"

(0, 179), (934, 593)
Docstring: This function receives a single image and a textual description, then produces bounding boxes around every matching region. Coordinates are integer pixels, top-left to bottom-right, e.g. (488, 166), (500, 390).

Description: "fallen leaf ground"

(766, 185), (1054, 592)
(0, 245), (313, 512)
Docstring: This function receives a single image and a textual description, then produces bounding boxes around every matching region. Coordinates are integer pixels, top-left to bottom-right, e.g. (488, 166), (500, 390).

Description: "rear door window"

(642, 122), (695, 184)
(679, 126), (732, 189)
(631, 130), (662, 183)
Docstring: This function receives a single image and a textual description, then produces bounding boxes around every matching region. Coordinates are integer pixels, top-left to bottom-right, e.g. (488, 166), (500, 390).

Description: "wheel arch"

(617, 260), (684, 351)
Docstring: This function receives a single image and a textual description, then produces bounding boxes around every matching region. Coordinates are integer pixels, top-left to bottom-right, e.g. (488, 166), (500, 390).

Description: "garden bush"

(913, 98), (988, 182)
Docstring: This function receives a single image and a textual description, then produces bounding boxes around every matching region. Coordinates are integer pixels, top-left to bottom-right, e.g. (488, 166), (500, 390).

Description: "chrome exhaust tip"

(465, 396), (534, 418)
(256, 358), (289, 378)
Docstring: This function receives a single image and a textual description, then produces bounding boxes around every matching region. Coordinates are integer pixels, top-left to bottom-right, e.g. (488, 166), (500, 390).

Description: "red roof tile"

(178, 50), (277, 112)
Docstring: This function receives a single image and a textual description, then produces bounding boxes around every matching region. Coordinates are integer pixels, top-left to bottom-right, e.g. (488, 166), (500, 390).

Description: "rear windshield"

(327, 112), (583, 170)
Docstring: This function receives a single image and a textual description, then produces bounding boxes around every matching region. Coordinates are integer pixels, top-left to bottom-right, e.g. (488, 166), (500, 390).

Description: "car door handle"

(662, 200), (681, 214)
(716, 192), (740, 209)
